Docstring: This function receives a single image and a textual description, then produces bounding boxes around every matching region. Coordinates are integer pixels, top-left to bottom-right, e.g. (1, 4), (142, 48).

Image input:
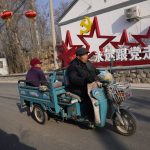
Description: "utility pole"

(49, 0), (58, 69)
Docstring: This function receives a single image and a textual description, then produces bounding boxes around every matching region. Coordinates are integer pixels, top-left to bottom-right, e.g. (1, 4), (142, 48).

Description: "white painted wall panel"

(60, 0), (150, 47)
(0, 58), (9, 75)
(60, 0), (128, 23)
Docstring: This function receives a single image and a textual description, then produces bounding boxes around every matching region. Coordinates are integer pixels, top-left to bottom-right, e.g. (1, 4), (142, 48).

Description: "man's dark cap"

(76, 47), (89, 56)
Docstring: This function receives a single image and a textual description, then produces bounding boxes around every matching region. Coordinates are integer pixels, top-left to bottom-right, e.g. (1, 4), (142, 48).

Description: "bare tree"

(0, 0), (73, 73)
(0, 0), (27, 73)
(0, 0), (51, 73)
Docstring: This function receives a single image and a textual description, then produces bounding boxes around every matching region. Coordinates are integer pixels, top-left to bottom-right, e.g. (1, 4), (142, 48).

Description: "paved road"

(0, 83), (149, 150)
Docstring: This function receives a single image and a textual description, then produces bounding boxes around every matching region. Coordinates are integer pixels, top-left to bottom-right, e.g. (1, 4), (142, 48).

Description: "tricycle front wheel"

(32, 104), (48, 124)
(113, 109), (136, 136)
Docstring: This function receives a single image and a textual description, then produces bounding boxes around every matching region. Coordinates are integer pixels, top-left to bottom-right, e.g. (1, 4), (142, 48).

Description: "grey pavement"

(0, 83), (150, 150)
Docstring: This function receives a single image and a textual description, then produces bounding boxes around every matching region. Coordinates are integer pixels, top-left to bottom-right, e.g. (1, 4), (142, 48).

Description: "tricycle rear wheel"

(32, 104), (48, 124)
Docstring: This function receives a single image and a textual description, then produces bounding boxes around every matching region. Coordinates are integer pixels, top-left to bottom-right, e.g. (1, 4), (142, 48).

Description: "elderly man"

(67, 48), (101, 121)
(67, 48), (100, 99)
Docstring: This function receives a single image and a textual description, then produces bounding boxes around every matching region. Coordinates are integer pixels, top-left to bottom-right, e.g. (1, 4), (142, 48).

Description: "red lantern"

(25, 10), (37, 18)
(0, 10), (13, 20)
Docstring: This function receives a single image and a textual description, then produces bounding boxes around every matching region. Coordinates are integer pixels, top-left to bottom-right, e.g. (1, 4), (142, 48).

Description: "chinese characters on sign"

(90, 45), (150, 62)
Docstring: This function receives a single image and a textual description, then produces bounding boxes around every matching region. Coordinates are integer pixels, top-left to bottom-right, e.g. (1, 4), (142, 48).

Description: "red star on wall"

(77, 16), (116, 52)
(57, 41), (96, 67)
(57, 41), (78, 67)
(88, 51), (97, 59)
(65, 30), (83, 48)
(132, 27), (150, 47)
(57, 30), (83, 67)
(110, 29), (139, 49)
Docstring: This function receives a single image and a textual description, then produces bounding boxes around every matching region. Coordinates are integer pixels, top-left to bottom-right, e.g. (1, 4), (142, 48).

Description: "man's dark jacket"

(66, 58), (99, 99)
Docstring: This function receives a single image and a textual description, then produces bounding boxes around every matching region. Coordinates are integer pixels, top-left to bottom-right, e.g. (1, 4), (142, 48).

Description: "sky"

(37, 0), (72, 9)
(35, 0), (73, 32)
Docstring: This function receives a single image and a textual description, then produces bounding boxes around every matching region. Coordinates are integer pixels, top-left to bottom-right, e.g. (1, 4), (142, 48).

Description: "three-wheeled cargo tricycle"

(18, 69), (136, 136)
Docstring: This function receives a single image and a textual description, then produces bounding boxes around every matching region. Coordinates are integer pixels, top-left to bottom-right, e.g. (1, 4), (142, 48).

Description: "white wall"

(0, 58), (9, 75)
(59, 0), (128, 23)
(60, 0), (150, 47)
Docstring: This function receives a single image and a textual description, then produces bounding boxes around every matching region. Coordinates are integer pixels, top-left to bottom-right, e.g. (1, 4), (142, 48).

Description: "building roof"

(57, 0), (78, 23)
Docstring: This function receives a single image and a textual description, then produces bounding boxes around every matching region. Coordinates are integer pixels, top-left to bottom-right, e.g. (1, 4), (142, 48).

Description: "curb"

(0, 81), (150, 90)
(130, 87), (150, 90)
(131, 84), (150, 90)
(0, 81), (18, 83)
